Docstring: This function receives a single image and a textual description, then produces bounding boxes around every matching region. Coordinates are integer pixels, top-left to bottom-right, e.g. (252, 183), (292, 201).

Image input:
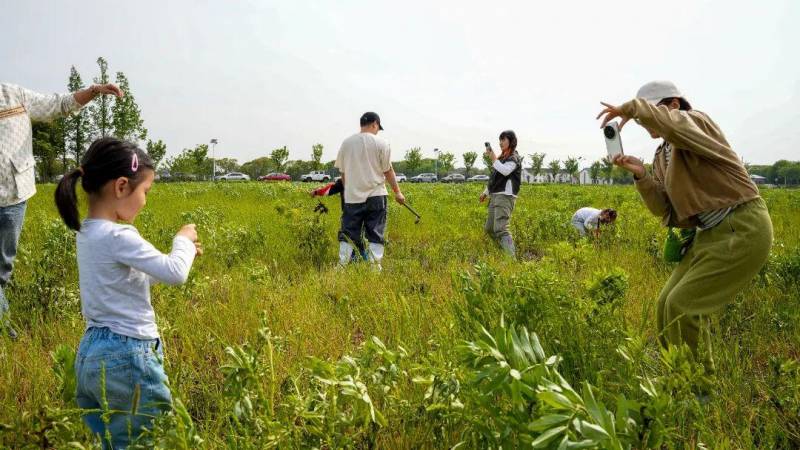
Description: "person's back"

(333, 112), (404, 268)
(77, 219), (194, 339)
(337, 132), (391, 204)
(572, 207), (602, 236)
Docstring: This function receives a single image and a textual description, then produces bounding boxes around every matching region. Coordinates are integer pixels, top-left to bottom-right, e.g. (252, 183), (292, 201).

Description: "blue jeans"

(0, 201), (26, 321)
(76, 327), (172, 449)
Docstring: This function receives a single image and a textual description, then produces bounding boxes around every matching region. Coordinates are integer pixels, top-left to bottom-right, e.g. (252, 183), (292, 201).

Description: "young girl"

(480, 130), (522, 258)
(597, 81), (772, 367)
(55, 137), (201, 448)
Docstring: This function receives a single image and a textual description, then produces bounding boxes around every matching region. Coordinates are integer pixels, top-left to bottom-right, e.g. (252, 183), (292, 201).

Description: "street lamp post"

(434, 148), (440, 181)
(210, 138), (218, 182)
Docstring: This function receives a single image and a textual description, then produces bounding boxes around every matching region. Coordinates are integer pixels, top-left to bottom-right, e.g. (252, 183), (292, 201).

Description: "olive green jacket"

(621, 98), (760, 228)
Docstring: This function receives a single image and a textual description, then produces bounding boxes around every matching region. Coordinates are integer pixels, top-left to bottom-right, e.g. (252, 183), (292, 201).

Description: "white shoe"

(338, 242), (355, 266)
(368, 243), (384, 269)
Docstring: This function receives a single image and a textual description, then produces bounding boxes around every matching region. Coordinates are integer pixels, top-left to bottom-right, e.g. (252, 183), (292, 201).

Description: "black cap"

(360, 112), (384, 130)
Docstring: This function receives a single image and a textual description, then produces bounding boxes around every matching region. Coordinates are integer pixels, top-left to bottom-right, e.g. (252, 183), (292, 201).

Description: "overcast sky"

(2, 0), (798, 167)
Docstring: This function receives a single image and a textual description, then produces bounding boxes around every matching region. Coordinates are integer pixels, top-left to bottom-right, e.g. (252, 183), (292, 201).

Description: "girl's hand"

(177, 224), (198, 242)
(611, 154), (646, 179)
(596, 102), (631, 130)
(194, 241), (204, 256)
(479, 193), (487, 203)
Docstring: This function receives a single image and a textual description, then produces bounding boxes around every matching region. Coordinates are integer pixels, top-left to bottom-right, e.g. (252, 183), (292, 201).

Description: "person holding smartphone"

(480, 130), (522, 258)
(597, 81), (772, 367)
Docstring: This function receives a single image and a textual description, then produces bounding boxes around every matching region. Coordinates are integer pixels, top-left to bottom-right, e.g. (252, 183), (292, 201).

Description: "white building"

(522, 169), (574, 184)
(578, 168), (613, 185)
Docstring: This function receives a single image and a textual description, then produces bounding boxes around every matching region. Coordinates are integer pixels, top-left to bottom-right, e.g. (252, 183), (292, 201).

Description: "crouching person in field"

(311, 178), (368, 262)
(598, 81), (772, 369)
(55, 138), (202, 448)
(334, 112), (405, 269)
(480, 130), (522, 258)
(571, 207), (617, 237)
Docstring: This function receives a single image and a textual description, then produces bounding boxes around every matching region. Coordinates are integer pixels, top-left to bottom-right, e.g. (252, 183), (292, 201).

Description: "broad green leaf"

(579, 421), (611, 441)
(531, 425), (568, 448)
(538, 391), (574, 410)
(528, 414), (571, 431)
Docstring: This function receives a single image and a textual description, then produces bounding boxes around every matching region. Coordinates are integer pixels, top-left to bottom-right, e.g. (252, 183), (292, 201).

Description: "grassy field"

(1, 182), (799, 449)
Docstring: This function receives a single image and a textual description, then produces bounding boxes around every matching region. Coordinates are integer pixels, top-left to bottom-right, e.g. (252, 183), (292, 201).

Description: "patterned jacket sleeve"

(17, 85), (81, 122)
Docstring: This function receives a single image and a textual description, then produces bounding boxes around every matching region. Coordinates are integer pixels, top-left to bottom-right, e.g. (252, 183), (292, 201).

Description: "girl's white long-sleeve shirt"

(76, 219), (196, 339)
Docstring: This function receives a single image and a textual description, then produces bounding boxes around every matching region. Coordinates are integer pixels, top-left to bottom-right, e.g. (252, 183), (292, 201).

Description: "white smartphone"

(603, 122), (624, 157)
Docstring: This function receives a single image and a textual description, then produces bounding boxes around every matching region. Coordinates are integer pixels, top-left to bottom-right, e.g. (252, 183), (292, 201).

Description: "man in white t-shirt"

(571, 207), (617, 237)
(334, 112), (405, 267)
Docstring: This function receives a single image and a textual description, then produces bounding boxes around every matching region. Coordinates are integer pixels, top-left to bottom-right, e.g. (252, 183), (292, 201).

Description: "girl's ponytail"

(55, 168), (84, 231)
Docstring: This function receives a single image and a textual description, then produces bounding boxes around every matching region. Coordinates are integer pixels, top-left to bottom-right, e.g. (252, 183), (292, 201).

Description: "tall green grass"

(1, 183), (798, 448)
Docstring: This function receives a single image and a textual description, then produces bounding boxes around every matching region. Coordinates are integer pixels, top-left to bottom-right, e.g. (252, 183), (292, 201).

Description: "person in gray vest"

(0, 82), (122, 339)
(479, 130), (522, 258)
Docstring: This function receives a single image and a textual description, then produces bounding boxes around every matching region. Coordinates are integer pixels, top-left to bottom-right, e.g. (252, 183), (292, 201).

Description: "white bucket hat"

(636, 81), (685, 105)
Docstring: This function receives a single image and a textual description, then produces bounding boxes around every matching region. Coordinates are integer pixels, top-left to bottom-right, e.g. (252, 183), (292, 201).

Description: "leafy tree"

(164, 144), (211, 177)
(146, 139), (167, 170)
(64, 66), (91, 167)
(32, 120), (65, 181)
(270, 146), (289, 172)
(548, 160), (561, 182)
(240, 157), (273, 179)
(528, 152), (545, 179)
(190, 144), (209, 174)
(311, 143), (324, 170)
(90, 57), (113, 137)
(286, 160), (318, 180)
(404, 147), (423, 175)
(463, 151), (478, 177)
(564, 156), (580, 184)
(439, 151), (455, 173)
(774, 160), (800, 185)
(601, 157), (614, 182)
(483, 151), (494, 170)
(589, 161), (602, 184)
(111, 71), (147, 142)
(214, 158), (240, 173)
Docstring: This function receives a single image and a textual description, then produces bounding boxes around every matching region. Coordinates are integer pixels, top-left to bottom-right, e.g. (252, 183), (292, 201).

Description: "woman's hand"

(610, 154), (646, 179)
(596, 102), (631, 130)
(484, 147), (497, 163)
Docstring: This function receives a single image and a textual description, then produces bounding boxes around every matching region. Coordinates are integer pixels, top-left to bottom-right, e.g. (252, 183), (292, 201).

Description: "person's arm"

(19, 83), (122, 122)
(632, 154), (673, 221)
(383, 167), (405, 204)
(492, 159), (517, 176)
(114, 226), (197, 286)
(619, 98), (732, 162)
(611, 153), (672, 221)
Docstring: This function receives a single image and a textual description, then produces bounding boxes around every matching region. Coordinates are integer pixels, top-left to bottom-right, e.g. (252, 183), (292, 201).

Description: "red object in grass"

(258, 173), (291, 182)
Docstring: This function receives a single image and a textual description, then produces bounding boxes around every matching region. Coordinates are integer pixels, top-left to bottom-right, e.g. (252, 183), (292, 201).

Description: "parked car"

(410, 173), (437, 183)
(441, 173), (466, 183)
(395, 173), (407, 182)
(467, 174), (490, 182)
(218, 172), (250, 181)
(258, 173), (291, 182)
(301, 170), (331, 182)
(172, 172), (198, 181)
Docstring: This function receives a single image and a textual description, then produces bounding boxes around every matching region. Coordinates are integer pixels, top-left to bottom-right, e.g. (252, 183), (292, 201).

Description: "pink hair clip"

(131, 153), (139, 172)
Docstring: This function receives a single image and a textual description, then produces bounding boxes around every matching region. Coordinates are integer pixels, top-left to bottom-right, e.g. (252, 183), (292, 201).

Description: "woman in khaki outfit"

(597, 81), (773, 366)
